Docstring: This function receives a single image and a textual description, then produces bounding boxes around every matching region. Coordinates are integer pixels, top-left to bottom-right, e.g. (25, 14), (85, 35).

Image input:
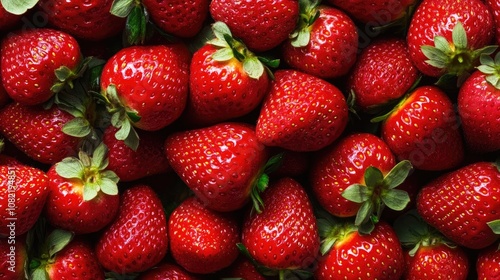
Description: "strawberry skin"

(209, 0), (299, 52)
(165, 122), (269, 212)
(417, 162), (500, 249)
(0, 102), (80, 164)
(348, 38), (419, 112)
(138, 263), (201, 280)
(0, 235), (27, 280)
(242, 177), (320, 270)
(486, 0), (500, 45)
(381, 86), (464, 171)
(476, 243), (500, 280)
(0, 5), (22, 31)
(458, 69), (500, 153)
(256, 69), (348, 152)
(96, 185), (168, 273)
(38, 0), (125, 41)
(168, 196), (240, 274)
(328, 0), (416, 24)
(1, 28), (81, 105)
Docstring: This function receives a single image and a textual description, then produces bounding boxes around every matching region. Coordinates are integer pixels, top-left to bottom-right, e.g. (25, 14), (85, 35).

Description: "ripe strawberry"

(347, 38), (419, 113)
(0, 102), (80, 164)
(310, 133), (412, 233)
(138, 263), (201, 280)
(282, 2), (358, 79)
(0, 4), (21, 31)
(0, 235), (27, 280)
(378, 85), (464, 171)
(315, 219), (405, 279)
(406, 0), (495, 80)
(37, 0), (125, 41)
(223, 256), (267, 280)
(395, 210), (469, 280)
(209, 0), (299, 52)
(164, 122), (270, 212)
(486, 0), (500, 45)
(184, 22), (271, 126)
(1, 28), (82, 105)
(241, 178), (320, 272)
(476, 243), (500, 280)
(96, 185), (168, 273)
(44, 144), (120, 235)
(327, 0), (416, 24)
(0, 162), (49, 237)
(416, 161), (500, 249)
(168, 196), (240, 274)
(103, 126), (170, 182)
(100, 43), (190, 150)
(256, 69), (348, 152)
(457, 53), (500, 153)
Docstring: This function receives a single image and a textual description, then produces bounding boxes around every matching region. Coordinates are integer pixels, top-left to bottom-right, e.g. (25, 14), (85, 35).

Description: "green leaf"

(479, 53), (496, 67)
(257, 56), (280, 69)
(354, 200), (374, 228)
(126, 5), (148, 46)
(47, 229), (74, 258)
(30, 268), (49, 280)
(62, 118), (91, 138)
(486, 75), (500, 89)
(83, 182), (99, 201)
(452, 22), (468, 49)
(115, 118), (132, 141)
(91, 143), (108, 169)
(383, 160), (413, 189)
(109, 0), (135, 17)
(393, 210), (429, 246)
(342, 184), (371, 203)
(381, 189), (410, 211)
(264, 153), (284, 174)
(477, 65), (497, 75)
(212, 48), (234, 62)
(55, 158), (84, 179)
(102, 170), (120, 183)
(364, 166), (384, 188)
(212, 21), (232, 41)
(291, 28), (311, 48)
(487, 219), (500, 234)
(126, 110), (141, 123)
(434, 36), (452, 53)
(0, 0), (38, 15)
(99, 177), (119, 196)
(243, 57), (265, 79)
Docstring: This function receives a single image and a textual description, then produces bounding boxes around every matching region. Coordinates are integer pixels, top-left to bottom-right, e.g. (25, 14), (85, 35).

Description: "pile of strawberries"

(0, 0), (499, 279)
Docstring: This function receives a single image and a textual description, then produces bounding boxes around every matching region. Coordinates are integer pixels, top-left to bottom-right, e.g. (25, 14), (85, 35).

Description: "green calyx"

(250, 153), (284, 214)
(316, 210), (358, 255)
(55, 143), (119, 201)
(0, 0), (38, 15)
(0, 138), (4, 154)
(341, 160), (413, 234)
(488, 219), (500, 235)
(421, 22), (498, 84)
(208, 21), (279, 80)
(110, 0), (151, 45)
(51, 57), (92, 94)
(29, 229), (74, 280)
(477, 52), (500, 89)
(289, 0), (320, 48)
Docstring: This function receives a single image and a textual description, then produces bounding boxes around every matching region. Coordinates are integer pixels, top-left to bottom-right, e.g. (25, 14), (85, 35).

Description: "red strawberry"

(209, 0), (299, 52)
(379, 85), (464, 171)
(348, 38), (419, 113)
(327, 0), (416, 24)
(96, 185), (168, 273)
(241, 178), (320, 273)
(168, 196), (240, 274)
(0, 162), (49, 237)
(0, 235), (27, 280)
(100, 43), (190, 150)
(184, 22), (271, 126)
(1, 28), (82, 105)
(37, 0), (125, 41)
(476, 243), (500, 280)
(315, 219), (405, 280)
(256, 69), (349, 152)
(223, 256), (268, 280)
(0, 102), (80, 164)
(103, 126), (170, 182)
(44, 143), (120, 234)
(310, 133), (412, 233)
(0, 4), (22, 31)
(138, 263), (201, 280)
(416, 161), (500, 249)
(406, 0), (495, 80)
(164, 122), (270, 212)
(282, 2), (358, 79)
(486, 0), (500, 45)
(457, 53), (500, 153)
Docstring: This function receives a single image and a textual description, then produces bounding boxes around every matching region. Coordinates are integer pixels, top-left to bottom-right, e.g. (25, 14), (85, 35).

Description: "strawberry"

(0, 4), (21, 32)
(347, 38), (419, 113)
(1, 28), (83, 105)
(96, 185), (168, 273)
(315, 219), (405, 280)
(476, 243), (500, 280)
(486, 0), (500, 45)
(327, 0), (416, 25)
(0, 234), (27, 280)
(184, 22), (271, 126)
(138, 263), (201, 280)
(44, 143), (120, 235)
(378, 85), (464, 171)
(457, 53), (500, 153)
(406, 0), (495, 81)
(164, 122), (271, 212)
(168, 196), (240, 274)
(100, 43), (190, 150)
(416, 161), (500, 249)
(223, 256), (268, 280)
(282, 1), (358, 79)
(394, 210), (469, 280)
(241, 178), (320, 274)
(310, 133), (412, 233)
(209, 0), (299, 52)
(256, 69), (348, 152)
(0, 102), (80, 164)
(103, 126), (170, 182)
(0, 162), (49, 237)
